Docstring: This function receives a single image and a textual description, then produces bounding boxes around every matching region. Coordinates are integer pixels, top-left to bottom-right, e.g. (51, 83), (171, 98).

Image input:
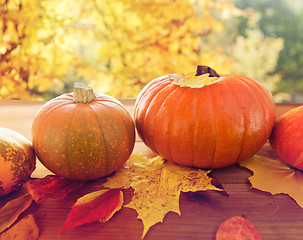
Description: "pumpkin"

(270, 105), (303, 170)
(31, 83), (135, 180)
(0, 127), (36, 197)
(134, 66), (276, 168)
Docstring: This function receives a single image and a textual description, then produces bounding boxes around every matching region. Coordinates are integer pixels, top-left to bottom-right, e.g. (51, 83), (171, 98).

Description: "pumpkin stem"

(195, 65), (220, 77)
(73, 82), (96, 103)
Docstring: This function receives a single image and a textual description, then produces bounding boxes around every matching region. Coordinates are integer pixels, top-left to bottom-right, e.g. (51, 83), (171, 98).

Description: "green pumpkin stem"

(195, 65), (220, 77)
(73, 82), (96, 103)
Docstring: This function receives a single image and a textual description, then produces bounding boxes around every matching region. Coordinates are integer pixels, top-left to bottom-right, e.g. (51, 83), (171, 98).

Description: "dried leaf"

(103, 154), (221, 238)
(60, 188), (123, 233)
(24, 175), (85, 203)
(170, 72), (220, 88)
(216, 216), (262, 240)
(0, 214), (39, 240)
(0, 193), (33, 233)
(239, 154), (303, 208)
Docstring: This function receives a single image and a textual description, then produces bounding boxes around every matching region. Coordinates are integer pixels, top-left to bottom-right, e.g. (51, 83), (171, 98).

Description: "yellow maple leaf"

(239, 150), (303, 208)
(103, 154), (221, 238)
(170, 72), (219, 88)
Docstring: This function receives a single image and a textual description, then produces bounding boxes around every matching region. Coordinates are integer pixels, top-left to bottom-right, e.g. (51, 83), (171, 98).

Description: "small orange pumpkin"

(135, 66), (276, 168)
(0, 127), (36, 197)
(32, 83), (135, 180)
(270, 105), (303, 170)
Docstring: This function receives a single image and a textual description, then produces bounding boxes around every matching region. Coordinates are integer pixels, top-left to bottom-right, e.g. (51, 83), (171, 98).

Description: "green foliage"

(233, 0), (303, 102)
(231, 28), (283, 90)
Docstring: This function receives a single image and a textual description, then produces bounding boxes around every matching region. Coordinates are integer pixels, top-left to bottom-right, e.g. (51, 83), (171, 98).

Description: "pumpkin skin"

(134, 70), (276, 168)
(0, 128), (36, 197)
(32, 85), (135, 180)
(270, 105), (303, 170)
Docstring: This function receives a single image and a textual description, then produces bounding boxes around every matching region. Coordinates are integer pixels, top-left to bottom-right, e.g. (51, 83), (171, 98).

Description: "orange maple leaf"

(239, 145), (303, 208)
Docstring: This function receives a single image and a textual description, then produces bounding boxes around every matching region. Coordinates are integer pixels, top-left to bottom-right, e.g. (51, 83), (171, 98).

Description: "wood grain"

(0, 99), (303, 240)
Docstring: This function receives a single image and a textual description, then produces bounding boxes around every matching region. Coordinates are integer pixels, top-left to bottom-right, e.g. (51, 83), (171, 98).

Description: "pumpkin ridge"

(234, 76), (270, 161)
(236, 77), (263, 162)
(134, 76), (171, 118)
(66, 107), (77, 179)
(142, 81), (175, 152)
(151, 83), (180, 155)
(88, 104), (111, 176)
(152, 84), (180, 161)
(54, 94), (74, 101)
(94, 98), (123, 106)
(209, 85), (218, 169)
(116, 111), (136, 167)
(248, 78), (276, 142)
(32, 101), (74, 176)
(33, 100), (72, 137)
(90, 101), (135, 176)
(135, 77), (172, 145)
(193, 86), (216, 168)
(94, 93), (124, 106)
(272, 119), (295, 158)
(211, 80), (250, 167)
(223, 80), (246, 165)
(238, 77), (269, 152)
(151, 83), (182, 161)
(228, 77), (258, 163)
(99, 102), (132, 163)
(168, 87), (190, 165)
(191, 89), (199, 167)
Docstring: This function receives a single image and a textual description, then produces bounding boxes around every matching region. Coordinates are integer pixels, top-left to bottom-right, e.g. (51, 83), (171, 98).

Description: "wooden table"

(0, 99), (303, 240)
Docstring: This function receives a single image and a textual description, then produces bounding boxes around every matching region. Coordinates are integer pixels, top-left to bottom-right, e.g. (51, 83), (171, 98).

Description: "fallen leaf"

(170, 72), (219, 88)
(24, 175), (85, 203)
(216, 216), (262, 240)
(0, 193), (33, 233)
(239, 154), (303, 208)
(0, 214), (39, 240)
(103, 154), (221, 238)
(60, 188), (123, 233)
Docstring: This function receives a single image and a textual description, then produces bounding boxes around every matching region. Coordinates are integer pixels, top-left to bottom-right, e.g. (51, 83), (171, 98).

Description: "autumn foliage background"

(0, 0), (301, 102)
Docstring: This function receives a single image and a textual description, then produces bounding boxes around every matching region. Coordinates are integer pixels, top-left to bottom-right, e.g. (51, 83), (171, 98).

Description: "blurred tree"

(201, 7), (285, 101)
(232, 0), (303, 102)
(2, 0), (285, 100)
(74, 0), (241, 98)
(0, 0), (243, 99)
(231, 27), (285, 101)
(0, 0), (74, 99)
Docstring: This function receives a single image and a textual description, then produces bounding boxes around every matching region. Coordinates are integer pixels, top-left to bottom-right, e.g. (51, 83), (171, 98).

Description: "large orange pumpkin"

(0, 127), (36, 197)
(134, 66), (276, 168)
(270, 105), (303, 170)
(32, 83), (135, 180)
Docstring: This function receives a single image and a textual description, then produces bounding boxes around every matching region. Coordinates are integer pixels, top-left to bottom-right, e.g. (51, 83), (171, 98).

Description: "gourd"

(270, 105), (303, 170)
(0, 127), (36, 197)
(134, 66), (276, 168)
(32, 83), (135, 180)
